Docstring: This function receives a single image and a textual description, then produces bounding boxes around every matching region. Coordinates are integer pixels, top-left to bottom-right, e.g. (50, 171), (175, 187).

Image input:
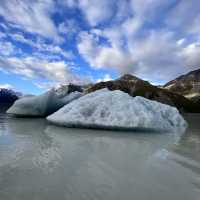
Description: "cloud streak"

(0, 0), (200, 89)
(77, 0), (200, 82)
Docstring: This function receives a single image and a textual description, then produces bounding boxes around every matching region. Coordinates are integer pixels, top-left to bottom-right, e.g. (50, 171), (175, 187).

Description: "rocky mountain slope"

(0, 88), (19, 103)
(163, 69), (200, 100)
(85, 74), (200, 113)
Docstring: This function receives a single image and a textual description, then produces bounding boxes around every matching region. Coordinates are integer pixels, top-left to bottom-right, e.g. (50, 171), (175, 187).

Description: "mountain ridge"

(85, 73), (200, 113)
(163, 68), (200, 98)
(0, 88), (20, 104)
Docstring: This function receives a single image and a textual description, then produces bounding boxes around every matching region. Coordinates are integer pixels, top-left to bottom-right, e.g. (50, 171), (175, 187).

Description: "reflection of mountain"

(151, 114), (200, 189)
(2, 116), (50, 157)
(0, 116), (64, 199)
(86, 74), (200, 112)
(172, 114), (200, 162)
(0, 115), (198, 200)
(44, 125), (187, 200)
(7, 117), (47, 136)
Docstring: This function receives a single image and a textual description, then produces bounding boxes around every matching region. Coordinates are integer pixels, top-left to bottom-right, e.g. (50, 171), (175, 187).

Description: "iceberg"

(7, 89), (82, 117)
(47, 89), (187, 132)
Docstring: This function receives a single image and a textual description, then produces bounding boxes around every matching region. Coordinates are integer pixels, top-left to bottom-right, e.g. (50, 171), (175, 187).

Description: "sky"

(0, 0), (200, 94)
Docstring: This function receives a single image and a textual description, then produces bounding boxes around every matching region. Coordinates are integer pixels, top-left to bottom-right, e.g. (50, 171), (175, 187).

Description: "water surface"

(0, 106), (200, 200)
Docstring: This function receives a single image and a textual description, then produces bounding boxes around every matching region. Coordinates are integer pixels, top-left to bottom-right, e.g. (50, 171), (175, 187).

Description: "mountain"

(163, 69), (200, 101)
(54, 83), (83, 97)
(85, 74), (200, 113)
(0, 88), (19, 103)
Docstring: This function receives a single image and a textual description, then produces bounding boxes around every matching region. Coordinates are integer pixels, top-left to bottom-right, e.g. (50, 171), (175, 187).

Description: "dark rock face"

(190, 96), (200, 104)
(164, 68), (200, 97)
(55, 84), (83, 97)
(0, 88), (19, 103)
(86, 74), (200, 113)
(67, 84), (83, 94)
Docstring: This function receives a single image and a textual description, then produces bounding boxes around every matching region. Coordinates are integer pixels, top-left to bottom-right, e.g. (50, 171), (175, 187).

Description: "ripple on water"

(0, 111), (199, 200)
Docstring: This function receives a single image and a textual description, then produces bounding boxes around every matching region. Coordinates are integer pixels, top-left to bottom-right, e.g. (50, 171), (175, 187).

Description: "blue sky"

(0, 0), (200, 94)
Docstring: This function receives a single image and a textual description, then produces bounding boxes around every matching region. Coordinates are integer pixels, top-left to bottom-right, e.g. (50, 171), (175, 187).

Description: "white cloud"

(166, 0), (200, 35)
(177, 38), (186, 46)
(128, 31), (184, 81)
(9, 33), (74, 59)
(36, 42), (74, 60)
(33, 81), (60, 90)
(64, 0), (174, 28)
(0, 31), (6, 39)
(130, 0), (173, 19)
(0, 0), (200, 86)
(96, 74), (112, 83)
(0, 55), (88, 86)
(58, 0), (77, 8)
(0, 40), (18, 56)
(0, 83), (13, 89)
(78, 31), (134, 72)
(78, 0), (114, 26)
(0, 23), (9, 31)
(62, 0), (115, 26)
(78, 27), (200, 83)
(76, 0), (200, 83)
(58, 19), (78, 38)
(0, 0), (60, 41)
(181, 43), (200, 70)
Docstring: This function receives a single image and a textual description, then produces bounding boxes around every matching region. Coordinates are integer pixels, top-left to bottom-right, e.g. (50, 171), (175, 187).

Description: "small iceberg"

(7, 89), (82, 117)
(47, 89), (187, 132)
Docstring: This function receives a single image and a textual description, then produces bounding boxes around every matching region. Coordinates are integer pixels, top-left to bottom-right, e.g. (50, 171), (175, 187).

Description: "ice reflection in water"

(0, 110), (199, 200)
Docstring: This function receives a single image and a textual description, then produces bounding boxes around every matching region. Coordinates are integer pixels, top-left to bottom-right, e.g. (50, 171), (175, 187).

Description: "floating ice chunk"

(61, 91), (82, 105)
(7, 89), (82, 117)
(47, 89), (187, 132)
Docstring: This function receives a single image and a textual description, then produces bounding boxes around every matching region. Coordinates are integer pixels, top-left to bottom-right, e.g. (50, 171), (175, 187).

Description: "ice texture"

(7, 89), (82, 117)
(47, 89), (187, 132)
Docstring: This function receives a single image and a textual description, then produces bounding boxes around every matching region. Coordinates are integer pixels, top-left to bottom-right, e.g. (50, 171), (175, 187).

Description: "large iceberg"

(7, 89), (82, 117)
(47, 89), (187, 132)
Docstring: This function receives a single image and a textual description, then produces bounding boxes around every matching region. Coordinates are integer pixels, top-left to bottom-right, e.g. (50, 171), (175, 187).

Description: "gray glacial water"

(0, 105), (200, 200)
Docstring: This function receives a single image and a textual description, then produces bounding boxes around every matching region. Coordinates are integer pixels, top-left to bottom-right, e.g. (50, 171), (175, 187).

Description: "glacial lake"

(0, 105), (200, 200)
